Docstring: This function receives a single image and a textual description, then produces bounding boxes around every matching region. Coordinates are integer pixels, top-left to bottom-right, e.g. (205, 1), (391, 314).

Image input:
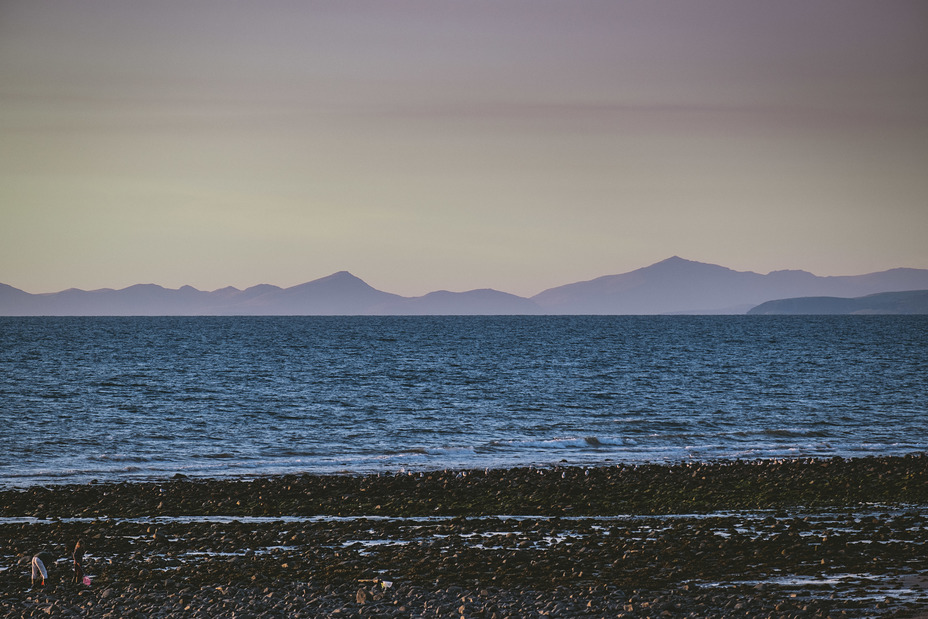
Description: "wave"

(616, 418), (694, 429)
(89, 454), (154, 463)
(760, 428), (832, 439)
(486, 436), (632, 451)
(730, 428), (833, 439)
(384, 447), (429, 456)
(379, 445), (478, 458)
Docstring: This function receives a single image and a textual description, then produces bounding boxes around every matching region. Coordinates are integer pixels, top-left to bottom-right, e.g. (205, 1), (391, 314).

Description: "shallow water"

(1, 315), (926, 486)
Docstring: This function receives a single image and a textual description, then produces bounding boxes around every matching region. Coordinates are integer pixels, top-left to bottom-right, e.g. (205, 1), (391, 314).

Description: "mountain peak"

(296, 271), (370, 289)
(651, 256), (713, 267)
(643, 256), (731, 273)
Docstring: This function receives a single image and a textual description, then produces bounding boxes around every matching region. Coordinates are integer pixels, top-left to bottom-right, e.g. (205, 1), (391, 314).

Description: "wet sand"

(2, 455), (927, 617)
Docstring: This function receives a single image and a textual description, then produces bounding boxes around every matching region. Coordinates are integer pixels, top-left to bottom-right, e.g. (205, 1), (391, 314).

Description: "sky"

(2, 0), (927, 297)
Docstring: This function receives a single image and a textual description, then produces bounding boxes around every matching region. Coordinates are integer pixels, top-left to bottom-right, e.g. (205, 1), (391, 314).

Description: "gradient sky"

(2, 0), (927, 297)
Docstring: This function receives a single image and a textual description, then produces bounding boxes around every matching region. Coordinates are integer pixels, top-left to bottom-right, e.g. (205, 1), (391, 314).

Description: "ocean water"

(1, 316), (926, 487)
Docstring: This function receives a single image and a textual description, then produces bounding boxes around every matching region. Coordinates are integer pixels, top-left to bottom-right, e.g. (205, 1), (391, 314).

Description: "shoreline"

(3, 454), (927, 518)
(2, 456), (927, 617)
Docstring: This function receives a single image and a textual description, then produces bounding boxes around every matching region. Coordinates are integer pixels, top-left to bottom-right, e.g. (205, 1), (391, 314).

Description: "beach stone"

(2, 458), (928, 618)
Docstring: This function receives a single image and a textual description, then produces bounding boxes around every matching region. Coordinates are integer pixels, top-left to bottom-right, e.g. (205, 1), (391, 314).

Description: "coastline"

(4, 454), (927, 518)
(2, 455), (927, 617)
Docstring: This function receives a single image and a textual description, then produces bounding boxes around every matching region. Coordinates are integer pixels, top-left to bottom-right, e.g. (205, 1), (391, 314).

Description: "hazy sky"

(2, 0), (927, 296)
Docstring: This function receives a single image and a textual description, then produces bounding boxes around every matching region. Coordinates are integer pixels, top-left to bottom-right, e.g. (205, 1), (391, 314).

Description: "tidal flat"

(1, 455), (927, 618)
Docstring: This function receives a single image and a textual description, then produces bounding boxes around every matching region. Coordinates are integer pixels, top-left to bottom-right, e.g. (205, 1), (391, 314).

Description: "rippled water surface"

(1, 316), (926, 486)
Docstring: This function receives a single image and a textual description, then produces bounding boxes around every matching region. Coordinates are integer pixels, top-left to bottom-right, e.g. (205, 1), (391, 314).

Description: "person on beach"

(73, 540), (85, 584)
(31, 551), (53, 587)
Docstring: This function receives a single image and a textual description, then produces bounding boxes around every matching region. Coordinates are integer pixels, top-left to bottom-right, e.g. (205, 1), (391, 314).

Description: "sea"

(1, 315), (926, 488)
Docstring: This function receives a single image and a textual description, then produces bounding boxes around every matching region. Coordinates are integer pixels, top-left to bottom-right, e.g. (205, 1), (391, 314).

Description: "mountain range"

(747, 290), (928, 315)
(3, 257), (928, 316)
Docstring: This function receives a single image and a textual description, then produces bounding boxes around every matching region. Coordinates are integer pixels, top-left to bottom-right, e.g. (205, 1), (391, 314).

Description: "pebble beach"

(2, 455), (927, 618)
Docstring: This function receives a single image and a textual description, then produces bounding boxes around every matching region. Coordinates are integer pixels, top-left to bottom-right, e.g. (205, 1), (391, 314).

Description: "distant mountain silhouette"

(0, 272), (540, 316)
(3, 257), (928, 315)
(0, 283), (35, 315)
(531, 256), (928, 314)
(381, 289), (541, 315)
(224, 271), (404, 315)
(747, 290), (928, 315)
